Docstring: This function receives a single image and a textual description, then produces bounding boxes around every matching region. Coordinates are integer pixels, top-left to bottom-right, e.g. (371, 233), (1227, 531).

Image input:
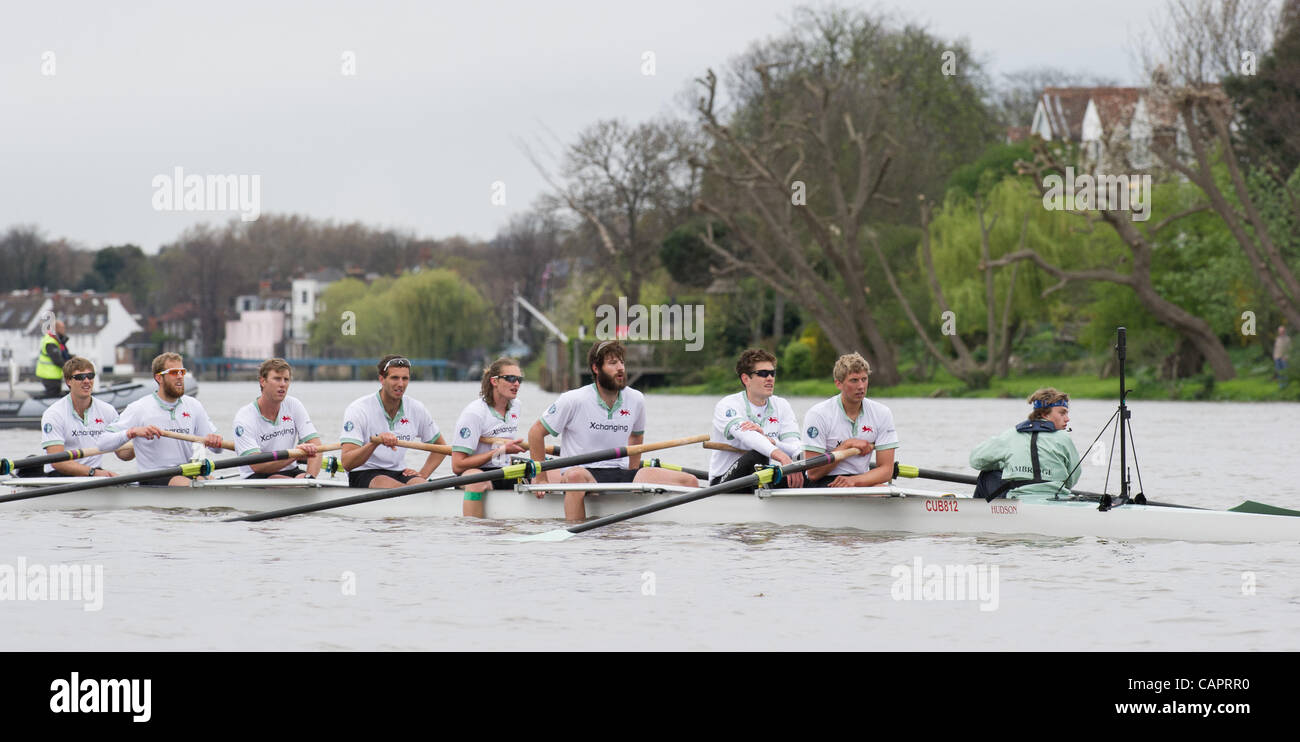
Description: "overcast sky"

(2, 0), (1155, 254)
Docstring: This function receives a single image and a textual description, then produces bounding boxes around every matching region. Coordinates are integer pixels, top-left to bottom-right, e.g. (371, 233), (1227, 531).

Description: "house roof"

(49, 293), (110, 332)
(0, 292), (47, 330)
(1038, 87), (1143, 141)
(1089, 88), (1142, 134)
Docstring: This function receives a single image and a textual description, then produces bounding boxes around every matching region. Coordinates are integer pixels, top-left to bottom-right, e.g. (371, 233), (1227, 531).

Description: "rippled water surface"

(2, 381), (1297, 650)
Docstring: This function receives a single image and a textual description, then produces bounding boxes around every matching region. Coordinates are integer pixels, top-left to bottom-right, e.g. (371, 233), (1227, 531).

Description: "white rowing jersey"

(802, 395), (900, 477)
(39, 395), (122, 473)
(708, 391), (801, 480)
(451, 397), (522, 468)
(232, 396), (321, 477)
(108, 392), (220, 472)
(538, 384), (646, 469)
(339, 391), (441, 472)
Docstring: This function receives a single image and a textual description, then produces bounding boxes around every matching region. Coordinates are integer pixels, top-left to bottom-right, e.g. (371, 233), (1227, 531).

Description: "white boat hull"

(3, 477), (1299, 543)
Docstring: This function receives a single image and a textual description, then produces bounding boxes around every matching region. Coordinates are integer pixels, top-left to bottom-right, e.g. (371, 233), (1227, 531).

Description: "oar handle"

(369, 436), (453, 455)
(626, 434), (710, 455)
(482, 436), (558, 455)
(1, 440), (135, 475)
(158, 430), (235, 451)
(703, 441), (745, 453)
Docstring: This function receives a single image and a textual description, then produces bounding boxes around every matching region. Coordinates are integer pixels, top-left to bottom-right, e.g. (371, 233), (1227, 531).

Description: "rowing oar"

(227, 434), (710, 522)
(0, 443), (343, 504)
(517, 447), (862, 542)
(157, 430), (235, 450)
(482, 437), (559, 455)
(641, 459), (708, 480)
(375, 437), (560, 456)
(1, 441), (134, 476)
(892, 464), (1202, 510)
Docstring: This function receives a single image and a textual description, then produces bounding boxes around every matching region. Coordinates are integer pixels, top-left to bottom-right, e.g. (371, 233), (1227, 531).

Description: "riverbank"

(656, 367), (1299, 401)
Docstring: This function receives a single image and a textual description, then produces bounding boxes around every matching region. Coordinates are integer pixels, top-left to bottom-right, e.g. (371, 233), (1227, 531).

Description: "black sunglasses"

(750, 369), (776, 378)
(71, 372), (97, 381)
(493, 374), (524, 384)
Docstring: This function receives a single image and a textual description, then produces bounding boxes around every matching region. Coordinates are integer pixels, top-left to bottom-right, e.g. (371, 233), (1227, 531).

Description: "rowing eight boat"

(3, 477), (1297, 543)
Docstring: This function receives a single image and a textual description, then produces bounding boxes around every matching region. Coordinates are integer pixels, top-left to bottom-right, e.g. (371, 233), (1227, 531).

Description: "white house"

(288, 268), (342, 358)
(0, 290), (142, 376)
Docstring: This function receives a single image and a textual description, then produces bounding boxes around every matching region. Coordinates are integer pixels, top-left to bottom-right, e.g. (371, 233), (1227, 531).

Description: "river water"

(1, 380), (1297, 651)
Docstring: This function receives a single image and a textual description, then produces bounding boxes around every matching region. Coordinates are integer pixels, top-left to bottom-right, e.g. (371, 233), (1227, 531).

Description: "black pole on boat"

(1113, 327), (1128, 510)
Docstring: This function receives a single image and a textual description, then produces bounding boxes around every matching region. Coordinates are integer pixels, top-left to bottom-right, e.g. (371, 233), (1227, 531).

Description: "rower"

(338, 355), (444, 488)
(231, 358), (322, 479)
(451, 357), (527, 518)
(802, 352), (899, 490)
(527, 339), (696, 521)
(969, 387), (1080, 500)
(32, 357), (162, 478)
(708, 349), (803, 490)
(105, 352), (224, 486)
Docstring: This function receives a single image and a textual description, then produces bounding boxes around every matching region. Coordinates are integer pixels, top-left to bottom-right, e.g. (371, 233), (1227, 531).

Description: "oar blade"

(512, 528), (575, 543)
(1229, 500), (1300, 517)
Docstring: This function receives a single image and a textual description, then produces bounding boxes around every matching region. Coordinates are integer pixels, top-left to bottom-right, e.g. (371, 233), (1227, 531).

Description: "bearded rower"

(231, 358), (322, 479)
(339, 355), (445, 488)
(33, 356), (162, 478)
(802, 352), (899, 490)
(708, 348), (803, 490)
(528, 339), (696, 521)
(452, 357), (527, 518)
(106, 352), (224, 486)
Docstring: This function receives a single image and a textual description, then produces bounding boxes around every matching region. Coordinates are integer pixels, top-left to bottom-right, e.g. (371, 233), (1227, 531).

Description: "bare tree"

(1135, 0), (1279, 86)
(1137, 0), (1300, 331)
(689, 8), (997, 384)
(525, 118), (700, 306)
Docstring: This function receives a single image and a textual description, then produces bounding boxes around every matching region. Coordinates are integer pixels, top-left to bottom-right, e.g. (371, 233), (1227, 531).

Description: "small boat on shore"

(1, 477), (1297, 543)
(0, 376), (199, 429)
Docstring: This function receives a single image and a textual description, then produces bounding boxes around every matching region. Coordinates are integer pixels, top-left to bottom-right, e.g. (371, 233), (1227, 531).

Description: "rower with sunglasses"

(106, 352), (225, 486)
(451, 357), (527, 518)
(338, 354), (445, 489)
(707, 349), (804, 490)
(29, 357), (163, 478)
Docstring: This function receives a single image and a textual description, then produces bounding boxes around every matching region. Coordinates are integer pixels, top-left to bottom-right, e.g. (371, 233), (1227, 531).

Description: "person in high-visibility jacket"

(36, 320), (72, 397)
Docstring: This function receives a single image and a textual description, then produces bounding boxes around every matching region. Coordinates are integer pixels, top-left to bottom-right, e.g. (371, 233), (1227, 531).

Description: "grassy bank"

(655, 367), (1300, 402)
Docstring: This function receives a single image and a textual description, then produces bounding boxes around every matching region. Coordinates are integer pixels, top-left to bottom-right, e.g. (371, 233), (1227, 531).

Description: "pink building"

(223, 310), (285, 359)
